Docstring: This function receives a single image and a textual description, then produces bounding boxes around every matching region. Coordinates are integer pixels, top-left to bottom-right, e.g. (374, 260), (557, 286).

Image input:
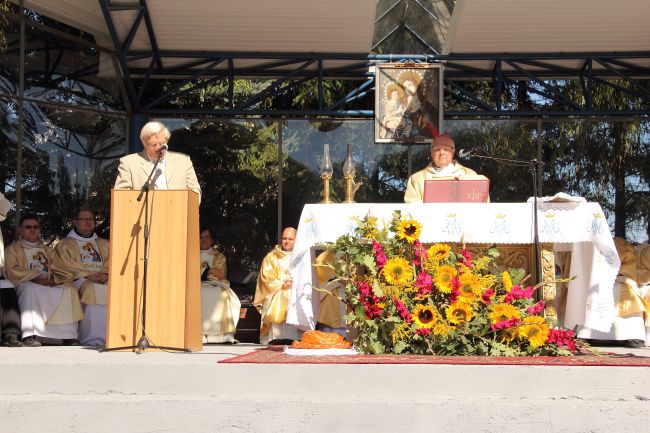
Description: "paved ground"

(0, 343), (649, 433)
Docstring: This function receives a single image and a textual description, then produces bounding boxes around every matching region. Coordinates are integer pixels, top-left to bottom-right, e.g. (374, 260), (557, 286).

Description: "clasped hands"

(85, 272), (109, 284)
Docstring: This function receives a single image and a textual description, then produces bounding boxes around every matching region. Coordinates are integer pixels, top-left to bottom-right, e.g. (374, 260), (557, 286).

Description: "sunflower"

(457, 272), (482, 301)
(434, 265), (457, 293)
(413, 305), (437, 329)
(382, 256), (413, 285)
(445, 299), (474, 325)
(488, 303), (521, 324)
(427, 243), (451, 262)
(502, 271), (513, 292)
(396, 220), (421, 243)
(520, 316), (550, 348)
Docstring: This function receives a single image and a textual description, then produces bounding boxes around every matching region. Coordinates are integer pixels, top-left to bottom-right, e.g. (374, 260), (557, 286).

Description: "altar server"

(254, 227), (302, 344)
(577, 237), (648, 347)
(55, 209), (108, 346)
(404, 134), (479, 203)
(199, 227), (241, 343)
(4, 214), (82, 346)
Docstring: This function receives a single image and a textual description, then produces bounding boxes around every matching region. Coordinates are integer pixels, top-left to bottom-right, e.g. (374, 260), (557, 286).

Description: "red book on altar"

(423, 176), (490, 203)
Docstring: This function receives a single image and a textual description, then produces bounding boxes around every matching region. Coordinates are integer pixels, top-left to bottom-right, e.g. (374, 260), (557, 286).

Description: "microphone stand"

(103, 149), (188, 353)
(459, 150), (542, 285)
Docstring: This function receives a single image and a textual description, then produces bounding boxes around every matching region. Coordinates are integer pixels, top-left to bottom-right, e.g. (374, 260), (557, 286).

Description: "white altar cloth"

(286, 202), (620, 333)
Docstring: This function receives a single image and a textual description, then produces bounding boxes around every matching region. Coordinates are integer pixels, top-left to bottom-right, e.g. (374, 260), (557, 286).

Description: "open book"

(423, 175), (489, 203)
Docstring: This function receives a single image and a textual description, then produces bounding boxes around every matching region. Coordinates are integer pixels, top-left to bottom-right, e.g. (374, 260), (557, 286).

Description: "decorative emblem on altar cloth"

(441, 214), (461, 235)
(602, 247), (617, 266)
(489, 213), (510, 236)
(588, 213), (606, 235)
(302, 216), (319, 241)
(539, 212), (560, 236)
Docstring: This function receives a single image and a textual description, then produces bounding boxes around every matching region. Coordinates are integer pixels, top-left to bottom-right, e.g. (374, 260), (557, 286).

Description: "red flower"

(460, 249), (473, 268)
(416, 328), (432, 336)
(504, 285), (534, 303)
(394, 298), (412, 323)
(527, 300), (545, 315)
(490, 317), (521, 331)
(412, 240), (427, 267)
(546, 328), (576, 352)
(448, 277), (461, 303)
(357, 281), (373, 297)
(481, 288), (495, 306)
(372, 241), (387, 268)
(415, 272), (433, 297)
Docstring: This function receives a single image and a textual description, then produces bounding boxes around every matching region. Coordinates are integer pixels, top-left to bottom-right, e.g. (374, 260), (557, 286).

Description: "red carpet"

(220, 346), (650, 366)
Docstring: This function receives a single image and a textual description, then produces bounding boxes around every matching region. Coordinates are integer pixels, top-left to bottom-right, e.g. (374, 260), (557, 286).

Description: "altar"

(286, 202), (620, 334)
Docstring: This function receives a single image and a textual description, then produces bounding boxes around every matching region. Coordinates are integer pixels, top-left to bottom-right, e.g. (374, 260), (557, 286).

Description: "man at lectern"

(404, 134), (479, 203)
(55, 209), (108, 346)
(114, 121), (202, 202)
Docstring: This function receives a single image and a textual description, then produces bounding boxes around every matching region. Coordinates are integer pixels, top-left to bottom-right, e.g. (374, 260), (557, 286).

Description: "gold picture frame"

(375, 62), (443, 144)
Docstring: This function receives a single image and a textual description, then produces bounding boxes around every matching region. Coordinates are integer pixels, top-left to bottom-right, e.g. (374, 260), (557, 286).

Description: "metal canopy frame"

(10, 1), (650, 118)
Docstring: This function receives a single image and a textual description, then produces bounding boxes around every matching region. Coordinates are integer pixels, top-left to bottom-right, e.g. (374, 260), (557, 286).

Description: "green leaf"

(372, 280), (384, 297)
(369, 341), (385, 354)
(393, 340), (408, 354)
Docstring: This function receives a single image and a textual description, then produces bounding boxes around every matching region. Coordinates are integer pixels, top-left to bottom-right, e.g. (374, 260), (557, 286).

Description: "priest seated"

(4, 214), (82, 346)
(199, 227), (241, 343)
(54, 209), (108, 346)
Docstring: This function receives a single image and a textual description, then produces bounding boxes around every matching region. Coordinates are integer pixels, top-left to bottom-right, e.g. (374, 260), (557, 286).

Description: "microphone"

(157, 143), (168, 157)
(457, 148), (475, 158)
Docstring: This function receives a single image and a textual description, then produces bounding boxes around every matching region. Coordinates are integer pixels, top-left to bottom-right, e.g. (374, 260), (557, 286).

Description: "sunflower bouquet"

(326, 211), (576, 356)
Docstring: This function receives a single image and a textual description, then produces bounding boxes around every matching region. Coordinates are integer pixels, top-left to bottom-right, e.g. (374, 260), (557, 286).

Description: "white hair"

(139, 121), (171, 143)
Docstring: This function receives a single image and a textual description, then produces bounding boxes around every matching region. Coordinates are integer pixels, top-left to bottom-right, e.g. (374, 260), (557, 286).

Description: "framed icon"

(375, 62), (443, 143)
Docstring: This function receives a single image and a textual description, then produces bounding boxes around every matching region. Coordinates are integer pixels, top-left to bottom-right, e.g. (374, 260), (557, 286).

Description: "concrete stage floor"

(1, 343), (649, 433)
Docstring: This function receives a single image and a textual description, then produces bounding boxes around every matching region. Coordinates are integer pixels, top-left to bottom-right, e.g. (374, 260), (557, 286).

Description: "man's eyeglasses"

(22, 225), (40, 229)
(432, 146), (454, 153)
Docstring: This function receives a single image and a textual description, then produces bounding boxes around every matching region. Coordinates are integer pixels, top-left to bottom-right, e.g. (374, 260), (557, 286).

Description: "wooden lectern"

(106, 189), (202, 352)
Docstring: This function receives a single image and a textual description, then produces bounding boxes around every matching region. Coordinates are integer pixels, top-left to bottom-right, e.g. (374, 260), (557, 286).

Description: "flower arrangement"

(326, 211), (576, 356)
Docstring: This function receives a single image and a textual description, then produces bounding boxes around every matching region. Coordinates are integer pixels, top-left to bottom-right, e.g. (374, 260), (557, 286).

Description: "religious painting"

(374, 62), (443, 144)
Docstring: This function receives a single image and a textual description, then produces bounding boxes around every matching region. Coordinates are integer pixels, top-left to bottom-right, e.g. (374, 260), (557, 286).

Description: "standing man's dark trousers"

(0, 283), (22, 346)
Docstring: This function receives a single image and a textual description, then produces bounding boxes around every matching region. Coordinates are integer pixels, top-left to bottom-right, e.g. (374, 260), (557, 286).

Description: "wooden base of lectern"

(105, 189), (202, 352)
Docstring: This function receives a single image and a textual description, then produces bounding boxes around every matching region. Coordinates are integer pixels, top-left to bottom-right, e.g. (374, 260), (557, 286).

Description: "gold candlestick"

(342, 143), (360, 204)
(321, 174), (333, 204)
(343, 174), (355, 204)
(320, 143), (334, 204)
